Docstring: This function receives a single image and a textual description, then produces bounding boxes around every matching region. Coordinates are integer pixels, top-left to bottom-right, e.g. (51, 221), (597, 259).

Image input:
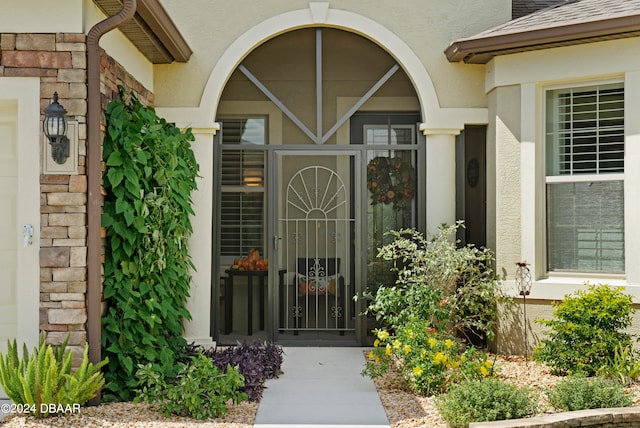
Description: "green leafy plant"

(101, 88), (199, 400)
(0, 334), (107, 418)
(597, 344), (640, 385)
(437, 378), (537, 428)
(533, 284), (634, 376)
(363, 317), (495, 395)
(365, 223), (506, 342)
(135, 352), (247, 419)
(548, 375), (632, 411)
(177, 341), (284, 402)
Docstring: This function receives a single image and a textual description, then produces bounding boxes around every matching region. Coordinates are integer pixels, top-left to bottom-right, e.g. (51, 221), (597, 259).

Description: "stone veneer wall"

(0, 32), (153, 362)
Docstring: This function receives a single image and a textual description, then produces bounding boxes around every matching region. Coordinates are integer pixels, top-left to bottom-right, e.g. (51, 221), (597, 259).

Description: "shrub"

(102, 88), (199, 400)
(212, 341), (284, 401)
(533, 284), (634, 376)
(437, 378), (537, 428)
(365, 223), (506, 342)
(135, 352), (247, 419)
(178, 341), (284, 402)
(548, 376), (632, 411)
(0, 334), (107, 418)
(363, 317), (494, 395)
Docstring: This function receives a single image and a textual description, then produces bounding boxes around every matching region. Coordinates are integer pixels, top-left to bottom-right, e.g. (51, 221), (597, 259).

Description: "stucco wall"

(154, 0), (510, 110)
(491, 85), (522, 280)
(487, 36), (640, 354)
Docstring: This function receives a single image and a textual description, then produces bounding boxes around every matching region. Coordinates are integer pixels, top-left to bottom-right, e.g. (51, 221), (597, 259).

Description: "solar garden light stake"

(515, 261), (532, 364)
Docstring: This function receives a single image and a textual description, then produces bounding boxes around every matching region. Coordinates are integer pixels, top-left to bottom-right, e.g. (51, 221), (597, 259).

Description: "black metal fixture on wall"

(43, 92), (69, 164)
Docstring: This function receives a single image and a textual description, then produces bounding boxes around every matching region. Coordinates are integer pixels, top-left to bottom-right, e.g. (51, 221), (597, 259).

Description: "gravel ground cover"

(3, 354), (640, 427)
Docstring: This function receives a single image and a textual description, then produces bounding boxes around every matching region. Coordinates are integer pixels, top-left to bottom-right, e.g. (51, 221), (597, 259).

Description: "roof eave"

(446, 14), (640, 64)
(94, 0), (192, 64)
(137, 0), (192, 63)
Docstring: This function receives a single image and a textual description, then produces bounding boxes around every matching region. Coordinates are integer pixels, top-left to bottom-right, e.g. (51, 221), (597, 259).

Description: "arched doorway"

(214, 27), (423, 345)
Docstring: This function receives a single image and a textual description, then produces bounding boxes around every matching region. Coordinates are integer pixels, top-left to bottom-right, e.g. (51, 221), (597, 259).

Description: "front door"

(272, 152), (359, 343)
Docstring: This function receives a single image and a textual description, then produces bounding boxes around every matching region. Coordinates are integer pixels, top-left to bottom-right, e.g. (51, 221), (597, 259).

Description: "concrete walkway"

(254, 347), (389, 428)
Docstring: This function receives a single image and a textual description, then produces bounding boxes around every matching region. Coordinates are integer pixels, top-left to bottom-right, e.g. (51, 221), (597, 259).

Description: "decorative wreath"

(367, 156), (416, 209)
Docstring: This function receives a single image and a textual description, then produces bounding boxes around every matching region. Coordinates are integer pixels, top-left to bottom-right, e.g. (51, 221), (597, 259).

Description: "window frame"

(543, 80), (625, 275)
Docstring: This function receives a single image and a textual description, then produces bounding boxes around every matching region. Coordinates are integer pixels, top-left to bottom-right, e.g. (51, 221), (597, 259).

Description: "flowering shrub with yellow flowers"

(363, 223), (508, 346)
(363, 317), (496, 395)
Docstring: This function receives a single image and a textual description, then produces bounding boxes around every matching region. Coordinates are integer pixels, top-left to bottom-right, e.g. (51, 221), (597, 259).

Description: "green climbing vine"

(101, 87), (199, 401)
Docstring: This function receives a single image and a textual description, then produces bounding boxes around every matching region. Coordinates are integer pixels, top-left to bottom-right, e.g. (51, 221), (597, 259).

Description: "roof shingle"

(446, 0), (640, 63)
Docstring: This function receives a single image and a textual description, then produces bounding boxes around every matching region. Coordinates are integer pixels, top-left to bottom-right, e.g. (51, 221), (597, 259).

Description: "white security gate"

(277, 160), (355, 334)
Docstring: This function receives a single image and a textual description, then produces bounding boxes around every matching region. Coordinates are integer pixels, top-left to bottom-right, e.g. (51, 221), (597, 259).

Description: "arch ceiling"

(199, 2), (440, 124)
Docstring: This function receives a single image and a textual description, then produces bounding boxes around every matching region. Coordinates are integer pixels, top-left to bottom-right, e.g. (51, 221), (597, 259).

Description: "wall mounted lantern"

(43, 92), (69, 164)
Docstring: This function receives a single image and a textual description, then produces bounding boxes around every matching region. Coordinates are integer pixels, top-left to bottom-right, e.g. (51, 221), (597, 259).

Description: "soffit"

(446, 0), (640, 63)
(93, 0), (192, 64)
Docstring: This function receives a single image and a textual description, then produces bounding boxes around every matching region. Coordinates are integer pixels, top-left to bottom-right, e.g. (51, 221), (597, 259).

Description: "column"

(181, 122), (218, 347)
(421, 127), (461, 235)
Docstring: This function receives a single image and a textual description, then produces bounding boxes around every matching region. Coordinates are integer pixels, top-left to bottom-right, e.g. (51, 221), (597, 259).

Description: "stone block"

(61, 300), (86, 309)
(70, 247), (87, 267)
(51, 267), (85, 282)
(1, 34), (16, 50)
(68, 226), (87, 239)
(68, 82), (87, 99)
(16, 34), (55, 51)
(47, 192), (86, 206)
(71, 51), (86, 69)
(52, 238), (85, 247)
(55, 42), (85, 52)
(40, 323), (68, 332)
(41, 175), (69, 185)
(77, 123), (87, 140)
(41, 185), (69, 193)
(40, 301), (62, 309)
(41, 281), (67, 293)
(62, 34), (86, 43)
(48, 213), (85, 226)
(48, 308), (87, 325)
(62, 98), (87, 116)
(41, 226), (69, 239)
(56, 68), (85, 83)
(50, 292), (85, 301)
(3, 67), (58, 77)
(67, 282), (86, 293)
(63, 206), (87, 214)
(67, 323), (85, 331)
(46, 331), (86, 346)
(41, 205), (65, 213)
(40, 238), (52, 247)
(40, 82), (69, 98)
(40, 268), (53, 281)
(1, 50), (71, 68)
(40, 247), (70, 267)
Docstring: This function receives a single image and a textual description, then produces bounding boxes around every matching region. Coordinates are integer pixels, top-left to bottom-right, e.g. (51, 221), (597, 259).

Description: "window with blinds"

(545, 83), (625, 273)
(219, 118), (266, 257)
